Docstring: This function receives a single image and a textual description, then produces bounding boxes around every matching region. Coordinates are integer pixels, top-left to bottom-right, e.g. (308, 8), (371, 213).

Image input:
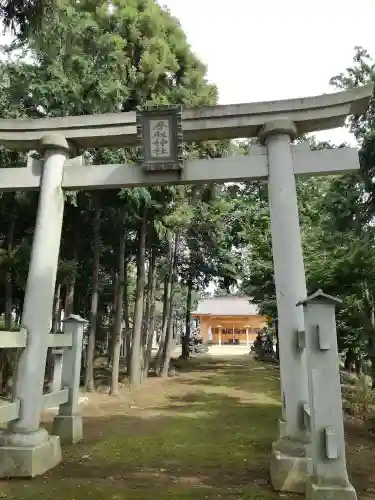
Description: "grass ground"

(1, 356), (375, 499)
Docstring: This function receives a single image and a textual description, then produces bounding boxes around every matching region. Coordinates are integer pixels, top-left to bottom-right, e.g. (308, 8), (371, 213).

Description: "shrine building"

(191, 295), (268, 345)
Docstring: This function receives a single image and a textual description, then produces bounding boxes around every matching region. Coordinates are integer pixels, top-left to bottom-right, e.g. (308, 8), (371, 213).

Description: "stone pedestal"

(0, 134), (70, 478)
(307, 480), (357, 500)
(259, 120), (310, 492)
(270, 437), (310, 493)
(299, 291), (357, 500)
(0, 428), (61, 478)
(53, 415), (83, 444)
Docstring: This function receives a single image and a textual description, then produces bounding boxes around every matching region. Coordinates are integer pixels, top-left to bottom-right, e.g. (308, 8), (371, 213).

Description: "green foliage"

(0, 0), (236, 362)
(345, 374), (375, 420)
(5, 0), (217, 117)
(0, 0), (50, 38)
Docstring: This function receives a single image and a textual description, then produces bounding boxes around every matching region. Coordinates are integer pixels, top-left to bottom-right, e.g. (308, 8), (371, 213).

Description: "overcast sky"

(162, 0), (375, 145)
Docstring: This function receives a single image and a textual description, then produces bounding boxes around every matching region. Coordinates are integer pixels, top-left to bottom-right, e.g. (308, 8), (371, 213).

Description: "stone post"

(297, 290), (357, 500)
(53, 315), (87, 444)
(52, 348), (64, 393)
(0, 134), (70, 478)
(259, 119), (309, 492)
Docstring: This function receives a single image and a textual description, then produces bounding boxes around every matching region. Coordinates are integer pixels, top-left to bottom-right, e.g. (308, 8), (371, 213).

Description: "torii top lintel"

(0, 85), (372, 151)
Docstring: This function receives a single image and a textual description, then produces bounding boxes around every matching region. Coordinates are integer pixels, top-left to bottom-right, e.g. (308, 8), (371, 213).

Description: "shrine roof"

(192, 296), (259, 317)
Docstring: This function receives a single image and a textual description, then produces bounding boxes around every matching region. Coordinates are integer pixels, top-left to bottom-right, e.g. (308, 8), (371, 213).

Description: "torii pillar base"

(0, 428), (61, 478)
(307, 479), (357, 500)
(270, 437), (310, 493)
(53, 414), (83, 444)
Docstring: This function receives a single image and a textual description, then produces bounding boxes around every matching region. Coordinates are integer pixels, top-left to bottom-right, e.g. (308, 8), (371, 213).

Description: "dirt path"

(1, 356), (375, 499)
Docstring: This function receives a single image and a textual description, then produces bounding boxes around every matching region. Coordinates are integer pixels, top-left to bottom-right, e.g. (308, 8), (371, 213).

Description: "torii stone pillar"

(259, 120), (309, 493)
(0, 134), (70, 477)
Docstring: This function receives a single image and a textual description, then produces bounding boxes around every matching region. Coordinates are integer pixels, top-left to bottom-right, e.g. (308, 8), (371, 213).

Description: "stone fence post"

(53, 314), (87, 444)
(297, 290), (357, 500)
(52, 345), (64, 394)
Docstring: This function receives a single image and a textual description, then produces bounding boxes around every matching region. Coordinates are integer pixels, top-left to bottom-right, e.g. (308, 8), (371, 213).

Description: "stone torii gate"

(0, 85), (371, 492)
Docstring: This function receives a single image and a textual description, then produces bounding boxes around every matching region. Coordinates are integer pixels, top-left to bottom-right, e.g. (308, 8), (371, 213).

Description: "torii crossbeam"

(0, 144), (362, 191)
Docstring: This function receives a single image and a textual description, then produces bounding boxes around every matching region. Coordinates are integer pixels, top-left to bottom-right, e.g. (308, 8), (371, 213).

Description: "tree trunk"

(370, 358), (375, 389)
(345, 348), (355, 372)
(182, 274), (193, 359)
(159, 298), (174, 378)
(2, 195), (18, 392)
(4, 196), (15, 330)
(107, 271), (118, 366)
(159, 232), (179, 377)
(161, 273), (169, 335)
(51, 283), (61, 333)
(64, 280), (75, 317)
(47, 281), (61, 389)
(110, 214), (126, 396)
(84, 205), (101, 392)
(366, 294), (375, 385)
(64, 240), (78, 317)
(155, 245), (174, 372)
(355, 358), (363, 377)
(143, 249), (157, 379)
(274, 318), (279, 361)
(369, 354), (375, 389)
(129, 219), (147, 389)
(142, 245), (155, 349)
(15, 306), (21, 328)
(4, 270), (13, 329)
(122, 256), (131, 371)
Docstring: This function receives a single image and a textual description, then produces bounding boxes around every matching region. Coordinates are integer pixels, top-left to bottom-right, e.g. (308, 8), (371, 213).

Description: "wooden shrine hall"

(191, 296), (268, 345)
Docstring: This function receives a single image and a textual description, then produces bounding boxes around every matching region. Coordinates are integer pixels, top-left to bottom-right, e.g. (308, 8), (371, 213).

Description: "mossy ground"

(1, 356), (375, 499)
